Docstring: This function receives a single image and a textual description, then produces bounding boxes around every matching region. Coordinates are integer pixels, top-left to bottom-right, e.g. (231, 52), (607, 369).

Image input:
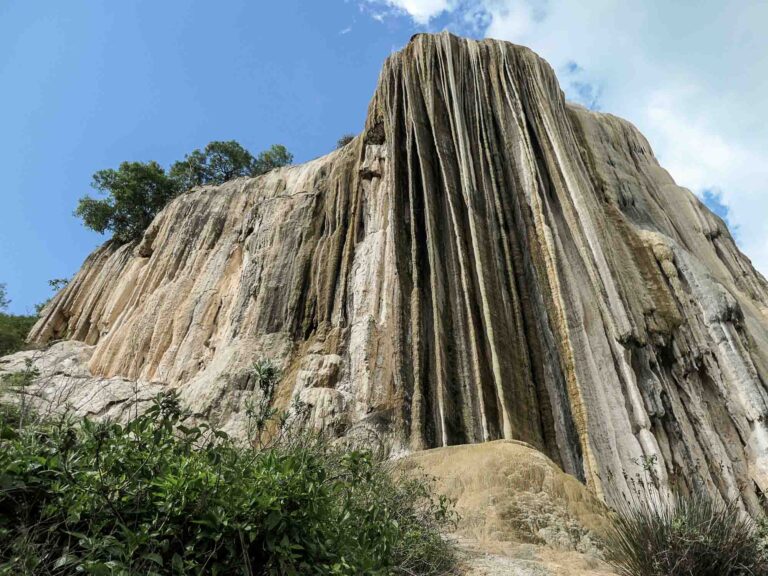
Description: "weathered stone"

(19, 32), (768, 515)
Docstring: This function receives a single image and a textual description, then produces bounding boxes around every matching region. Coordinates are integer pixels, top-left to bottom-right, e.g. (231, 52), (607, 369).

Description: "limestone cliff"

(17, 32), (768, 515)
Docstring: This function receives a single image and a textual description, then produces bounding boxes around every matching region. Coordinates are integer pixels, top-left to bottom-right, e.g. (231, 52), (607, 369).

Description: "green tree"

(169, 141), (293, 190)
(75, 161), (179, 243)
(169, 140), (258, 190)
(252, 144), (293, 175)
(0, 284), (8, 311)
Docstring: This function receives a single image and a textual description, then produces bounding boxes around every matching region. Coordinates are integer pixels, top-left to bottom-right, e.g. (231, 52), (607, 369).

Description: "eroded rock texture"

(22, 33), (768, 514)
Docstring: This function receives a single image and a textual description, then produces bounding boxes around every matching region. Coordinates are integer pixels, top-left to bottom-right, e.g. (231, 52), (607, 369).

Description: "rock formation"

(13, 32), (768, 515)
(401, 440), (615, 575)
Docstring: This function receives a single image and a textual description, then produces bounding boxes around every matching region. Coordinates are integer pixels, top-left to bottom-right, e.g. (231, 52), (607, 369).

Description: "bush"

(0, 378), (456, 575)
(602, 490), (768, 576)
(0, 284), (36, 356)
(0, 314), (36, 357)
(336, 134), (355, 149)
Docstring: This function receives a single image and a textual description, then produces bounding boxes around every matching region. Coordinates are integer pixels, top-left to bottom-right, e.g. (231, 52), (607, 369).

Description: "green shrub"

(336, 134), (355, 149)
(0, 385), (456, 575)
(0, 283), (36, 356)
(0, 313), (36, 357)
(602, 490), (768, 576)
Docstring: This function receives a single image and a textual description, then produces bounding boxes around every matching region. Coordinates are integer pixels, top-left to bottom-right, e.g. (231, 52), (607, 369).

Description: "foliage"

(75, 161), (180, 243)
(602, 489), (768, 576)
(336, 134), (355, 149)
(169, 141), (258, 190)
(0, 314), (36, 357)
(252, 144), (293, 176)
(76, 142), (293, 244)
(169, 142), (293, 191)
(0, 371), (457, 575)
(48, 278), (69, 292)
(0, 359), (39, 434)
(0, 282), (41, 356)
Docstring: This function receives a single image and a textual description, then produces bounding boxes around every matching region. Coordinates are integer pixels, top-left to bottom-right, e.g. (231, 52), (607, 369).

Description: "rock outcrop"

(401, 440), (616, 575)
(17, 32), (768, 515)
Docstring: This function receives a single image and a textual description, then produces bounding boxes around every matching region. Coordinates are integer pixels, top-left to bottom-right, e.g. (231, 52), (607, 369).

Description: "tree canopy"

(252, 144), (293, 175)
(169, 140), (255, 190)
(75, 141), (293, 244)
(75, 161), (179, 243)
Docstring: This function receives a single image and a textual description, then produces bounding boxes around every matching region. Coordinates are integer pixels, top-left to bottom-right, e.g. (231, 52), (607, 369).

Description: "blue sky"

(2, 1), (766, 314)
(0, 1), (420, 314)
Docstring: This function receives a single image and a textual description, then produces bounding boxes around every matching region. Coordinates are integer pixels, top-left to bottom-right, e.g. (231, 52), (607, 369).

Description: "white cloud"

(361, 0), (768, 275)
(363, 0), (457, 24)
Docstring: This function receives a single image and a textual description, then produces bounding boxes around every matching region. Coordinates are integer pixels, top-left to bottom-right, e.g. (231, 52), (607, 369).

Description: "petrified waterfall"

(23, 33), (768, 515)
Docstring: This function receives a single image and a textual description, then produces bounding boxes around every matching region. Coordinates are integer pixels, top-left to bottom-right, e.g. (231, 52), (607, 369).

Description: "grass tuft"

(602, 488), (768, 576)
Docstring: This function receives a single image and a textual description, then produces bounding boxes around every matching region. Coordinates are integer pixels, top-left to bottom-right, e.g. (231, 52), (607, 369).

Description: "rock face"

(21, 32), (768, 515)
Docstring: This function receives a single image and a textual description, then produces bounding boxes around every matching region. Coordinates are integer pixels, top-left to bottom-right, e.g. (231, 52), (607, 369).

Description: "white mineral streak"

(16, 33), (768, 515)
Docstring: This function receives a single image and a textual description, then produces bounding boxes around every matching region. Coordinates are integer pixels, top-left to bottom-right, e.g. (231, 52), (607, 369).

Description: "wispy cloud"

(340, 26), (353, 34)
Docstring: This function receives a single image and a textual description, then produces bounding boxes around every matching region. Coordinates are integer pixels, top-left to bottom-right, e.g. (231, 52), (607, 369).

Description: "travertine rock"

(401, 440), (609, 553)
(401, 440), (616, 575)
(19, 32), (768, 515)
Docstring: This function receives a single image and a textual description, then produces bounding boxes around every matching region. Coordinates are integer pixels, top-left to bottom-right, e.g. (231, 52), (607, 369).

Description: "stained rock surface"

(19, 32), (768, 515)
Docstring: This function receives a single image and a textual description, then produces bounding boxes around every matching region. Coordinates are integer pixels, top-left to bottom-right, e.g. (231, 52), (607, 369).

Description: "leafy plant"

(0, 359), (39, 436)
(336, 134), (355, 149)
(0, 314), (36, 356)
(75, 160), (180, 243)
(602, 489), (768, 576)
(0, 386), (457, 575)
(0, 282), (46, 355)
(48, 278), (69, 292)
